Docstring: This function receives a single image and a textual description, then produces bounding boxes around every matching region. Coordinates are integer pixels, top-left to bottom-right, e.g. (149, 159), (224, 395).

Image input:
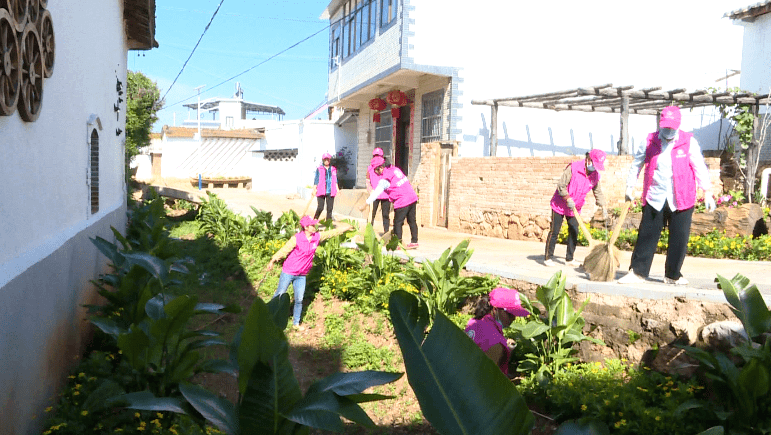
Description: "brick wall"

(412, 155), (722, 241)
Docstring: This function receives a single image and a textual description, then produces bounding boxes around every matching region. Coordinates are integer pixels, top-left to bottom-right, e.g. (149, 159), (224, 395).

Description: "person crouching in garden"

(465, 287), (530, 376)
(367, 147), (391, 234)
(314, 152), (338, 221)
(358, 156), (419, 249)
(544, 149), (607, 268)
(266, 216), (352, 330)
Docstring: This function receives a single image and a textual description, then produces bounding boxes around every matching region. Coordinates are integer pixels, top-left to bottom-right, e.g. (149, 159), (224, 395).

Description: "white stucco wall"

(0, 1), (130, 433)
(738, 12), (771, 95)
(403, 0), (745, 157)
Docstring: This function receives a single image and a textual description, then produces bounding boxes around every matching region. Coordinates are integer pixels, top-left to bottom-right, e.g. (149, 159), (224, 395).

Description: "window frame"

(421, 90), (444, 143)
(380, 0), (398, 29)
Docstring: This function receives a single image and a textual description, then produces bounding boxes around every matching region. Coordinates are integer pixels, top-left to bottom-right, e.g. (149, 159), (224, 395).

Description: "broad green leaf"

(117, 325), (150, 370)
(239, 360), (303, 435)
(696, 427), (725, 435)
(518, 322), (550, 339)
(267, 293), (291, 331)
(554, 418), (611, 435)
(738, 358), (769, 399)
(285, 392), (375, 432)
(717, 273), (771, 339)
(117, 391), (191, 414)
(195, 302), (242, 315)
(123, 252), (169, 283)
(180, 383), (239, 435)
(307, 371), (402, 397)
(389, 290), (534, 435)
(199, 358), (238, 377)
(82, 380), (125, 413)
(91, 236), (122, 265)
(90, 317), (123, 337)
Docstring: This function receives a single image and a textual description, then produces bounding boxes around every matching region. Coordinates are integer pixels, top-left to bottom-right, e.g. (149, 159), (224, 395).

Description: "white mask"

(660, 128), (677, 141)
(586, 163), (595, 172)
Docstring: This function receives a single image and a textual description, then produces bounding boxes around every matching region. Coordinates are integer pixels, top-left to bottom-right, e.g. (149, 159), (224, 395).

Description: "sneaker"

(618, 271), (644, 284)
(664, 276), (689, 286)
(566, 260), (582, 267)
(543, 259), (557, 267)
(291, 324), (306, 332)
(405, 243), (419, 250)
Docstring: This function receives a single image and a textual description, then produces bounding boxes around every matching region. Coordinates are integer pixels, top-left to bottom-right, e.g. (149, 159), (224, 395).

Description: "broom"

(580, 201), (631, 281)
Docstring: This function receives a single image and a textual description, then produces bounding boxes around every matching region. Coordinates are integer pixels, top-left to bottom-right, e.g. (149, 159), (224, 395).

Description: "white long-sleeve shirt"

(626, 130), (713, 211)
(365, 179), (391, 204)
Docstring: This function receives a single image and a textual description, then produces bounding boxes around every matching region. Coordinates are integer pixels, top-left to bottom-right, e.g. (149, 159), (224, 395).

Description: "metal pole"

(195, 85), (205, 190)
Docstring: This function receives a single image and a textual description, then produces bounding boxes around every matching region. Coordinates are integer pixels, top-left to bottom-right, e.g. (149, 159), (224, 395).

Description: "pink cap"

(373, 147), (384, 157)
(300, 216), (318, 228)
(321, 153), (332, 160)
(489, 287), (530, 317)
(371, 156), (385, 168)
(659, 106), (681, 129)
(589, 149), (606, 171)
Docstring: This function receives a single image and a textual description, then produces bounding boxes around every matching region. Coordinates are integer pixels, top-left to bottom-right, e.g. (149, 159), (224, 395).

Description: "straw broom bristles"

(575, 201), (631, 282)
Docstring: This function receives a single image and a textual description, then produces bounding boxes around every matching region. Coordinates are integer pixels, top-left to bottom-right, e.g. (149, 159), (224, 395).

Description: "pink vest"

(465, 314), (510, 375)
(642, 131), (696, 210)
(550, 160), (600, 217)
(368, 162), (389, 200)
(382, 166), (418, 209)
(282, 231), (321, 276)
(316, 166), (338, 197)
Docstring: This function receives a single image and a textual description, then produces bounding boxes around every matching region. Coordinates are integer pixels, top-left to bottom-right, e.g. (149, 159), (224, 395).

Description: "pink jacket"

(382, 166), (418, 209)
(368, 162), (389, 200)
(316, 166), (338, 197)
(550, 160), (600, 217)
(465, 314), (510, 375)
(642, 131), (696, 210)
(282, 231), (321, 276)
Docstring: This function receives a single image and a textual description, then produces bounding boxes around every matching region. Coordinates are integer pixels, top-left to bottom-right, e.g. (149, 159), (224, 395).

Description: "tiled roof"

(725, 1), (771, 21)
(161, 126), (265, 139)
(124, 0), (158, 49)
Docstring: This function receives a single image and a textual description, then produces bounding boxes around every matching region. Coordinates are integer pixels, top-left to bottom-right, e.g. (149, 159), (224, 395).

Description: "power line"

(162, 24), (330, 110)
(159, 0), (226, 103)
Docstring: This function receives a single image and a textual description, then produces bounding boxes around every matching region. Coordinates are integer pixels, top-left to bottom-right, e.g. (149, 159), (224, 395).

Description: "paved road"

(150, 183), (771, 304)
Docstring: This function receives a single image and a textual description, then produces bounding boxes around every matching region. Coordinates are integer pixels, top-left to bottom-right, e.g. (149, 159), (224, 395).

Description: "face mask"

(660, 128), (677, 141)
(586, 163), (596, 172)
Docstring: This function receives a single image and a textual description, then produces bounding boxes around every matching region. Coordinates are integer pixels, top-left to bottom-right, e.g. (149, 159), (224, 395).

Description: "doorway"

(394, 105), (411, 175)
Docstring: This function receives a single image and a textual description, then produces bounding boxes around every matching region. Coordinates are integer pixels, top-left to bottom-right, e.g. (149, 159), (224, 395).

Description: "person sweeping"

(266, 216), (352, 330)
(618, 106), (716, 285)
(544, 149), (608, 267)
(366, 147), (391, 233)
(313, 152), (338, 221)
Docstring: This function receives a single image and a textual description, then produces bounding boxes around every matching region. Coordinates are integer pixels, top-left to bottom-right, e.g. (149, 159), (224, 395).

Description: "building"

(0, 1), (156, 434)
(320, 0), (745, 187)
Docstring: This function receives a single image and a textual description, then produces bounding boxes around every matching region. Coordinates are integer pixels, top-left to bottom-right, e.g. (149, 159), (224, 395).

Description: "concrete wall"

(0, 1), (130, 433)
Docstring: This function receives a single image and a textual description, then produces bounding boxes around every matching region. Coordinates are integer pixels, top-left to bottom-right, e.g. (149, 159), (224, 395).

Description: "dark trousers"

(629, 202), (693, 280)
(314, 195), (335, 220)
(370, 198), (391, 232)
(544, 210), (579, 262)
(393, 201), (418, 244)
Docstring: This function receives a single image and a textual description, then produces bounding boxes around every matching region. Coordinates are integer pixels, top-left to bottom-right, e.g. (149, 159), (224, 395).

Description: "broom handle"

(301, 194), (315, 217)
(608, 201), (631, 247)
(572, 210), (595, 244)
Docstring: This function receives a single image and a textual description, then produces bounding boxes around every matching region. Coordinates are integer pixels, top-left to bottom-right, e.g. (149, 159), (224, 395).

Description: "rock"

(671, 318), (700, 343)
(700, 320), (748, 352)
(535, 216), (550, 230)
(645, 344), (699, 378)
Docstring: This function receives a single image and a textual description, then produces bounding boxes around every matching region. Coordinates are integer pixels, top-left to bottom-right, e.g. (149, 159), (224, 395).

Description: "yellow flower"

(81, 410), (88, 416)
(581, 404), (587, 411)
(45, 407), (53, 413)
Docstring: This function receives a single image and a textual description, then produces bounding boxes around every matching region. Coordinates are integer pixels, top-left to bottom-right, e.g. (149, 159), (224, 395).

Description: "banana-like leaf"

(696, 427), (725, 435)
(307, 370), (402, 397)
(717, 273), (771, 339)
(389, 290), (534, 435)
(199, 358), (238, 377)
(267, 293), (291, 331)
(118, 325), (150, 370)
(180, 383), (239, 435)
(195, 302), (242, 315)
(90, 317), (123, 337)
(123, 252), (169, 283)
(116, 390), (191, 414)
(82, 380), (126, 413)
(554, 418), (611, 435)
(91, 236), (123, 265)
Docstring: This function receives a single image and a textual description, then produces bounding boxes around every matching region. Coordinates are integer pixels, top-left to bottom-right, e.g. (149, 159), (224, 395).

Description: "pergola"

(471, 84), (771, 156)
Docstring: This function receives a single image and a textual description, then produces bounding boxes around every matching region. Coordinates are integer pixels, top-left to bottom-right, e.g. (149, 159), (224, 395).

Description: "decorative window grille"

(89, 129), (99, 214)
(375, 106), (392, 158)
(338, 0), (376, 61)
(263, 149), (298, 161)
(421, 90), (444, 143)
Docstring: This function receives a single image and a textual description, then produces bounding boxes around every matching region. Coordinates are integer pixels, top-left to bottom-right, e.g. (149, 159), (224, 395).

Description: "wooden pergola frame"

(471, 83), (771, 156)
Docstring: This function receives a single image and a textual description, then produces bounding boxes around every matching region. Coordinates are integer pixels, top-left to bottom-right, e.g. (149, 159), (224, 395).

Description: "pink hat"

(659, 106), (681, 129)
(589, 149), (606, 171)
(489, 287), (530, 317)
(373, 147), (384, 157)
(371, 156), (385, 168)
(299, 216), (318, 228)
(322, 153), (332, 160)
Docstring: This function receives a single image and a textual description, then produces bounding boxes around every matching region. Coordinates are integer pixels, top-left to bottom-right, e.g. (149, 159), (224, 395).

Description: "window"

(226, 116), (234, 128)
(335, 0), (377, 62)
(380, 0), (397, 28)
(330, 25), (340, 68)
(89, 129), (99, 214)
(375, 106), (392, 159)
(421, 90), (443, 143)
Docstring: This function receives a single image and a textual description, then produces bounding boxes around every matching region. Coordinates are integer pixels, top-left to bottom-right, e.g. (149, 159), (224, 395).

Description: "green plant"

(126, 70), (163, 167)
(678, 273), (771, 435)
(388, 290), (535, 434)
(197, 192), (249, 247)
(626, 330), (642, 345)
(398, 239), (495, 317)
(507, 271), (604, 379)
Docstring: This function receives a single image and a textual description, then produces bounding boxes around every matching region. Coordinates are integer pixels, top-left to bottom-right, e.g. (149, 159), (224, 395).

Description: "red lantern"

(386, 90), (407, 106)
(391, 107), (400, 119)
(373, 113), (381, 123)
(368, 98), (387, 111)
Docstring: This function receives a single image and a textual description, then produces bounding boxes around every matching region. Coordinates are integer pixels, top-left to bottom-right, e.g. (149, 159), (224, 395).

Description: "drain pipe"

(761, 167), (771, 203)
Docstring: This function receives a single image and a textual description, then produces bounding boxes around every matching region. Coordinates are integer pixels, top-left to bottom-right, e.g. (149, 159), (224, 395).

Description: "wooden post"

(747, 104), (761, 201)
(490, 102), (498, 157)
(618, 96), (629, 155)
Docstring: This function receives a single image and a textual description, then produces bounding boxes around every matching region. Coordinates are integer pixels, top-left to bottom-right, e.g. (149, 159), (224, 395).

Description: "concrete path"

(150, 183), (771, 304)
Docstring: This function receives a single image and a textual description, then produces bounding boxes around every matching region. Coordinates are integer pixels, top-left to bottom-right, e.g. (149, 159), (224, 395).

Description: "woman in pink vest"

(359, 156), (419, 249)
(366, 147), (391, 233)
(618, 106), (716, 286)
(465, 287), (530, 376)
(267, 216), (352, 330)
(544, 149), (607, 267)
(313, 153), (338, 221)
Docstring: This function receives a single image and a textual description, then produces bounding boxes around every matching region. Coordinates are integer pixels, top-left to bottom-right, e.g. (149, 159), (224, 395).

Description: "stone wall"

(412, 155), (722, 241)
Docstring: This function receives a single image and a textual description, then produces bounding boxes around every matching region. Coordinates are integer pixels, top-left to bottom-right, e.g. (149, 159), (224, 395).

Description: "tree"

(126, 70), (163, 167)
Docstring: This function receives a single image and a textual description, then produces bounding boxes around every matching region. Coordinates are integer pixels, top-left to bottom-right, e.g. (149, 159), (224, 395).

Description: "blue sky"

(129, 0), (331, 132)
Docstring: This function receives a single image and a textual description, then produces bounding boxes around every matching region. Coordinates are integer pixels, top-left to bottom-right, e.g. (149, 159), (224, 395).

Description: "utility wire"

(159, 0), (225, 103)
(163, 23), (330, 110)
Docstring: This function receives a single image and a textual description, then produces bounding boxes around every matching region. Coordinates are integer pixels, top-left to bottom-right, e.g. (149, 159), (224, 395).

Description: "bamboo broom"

(580, 201), (632, 282)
